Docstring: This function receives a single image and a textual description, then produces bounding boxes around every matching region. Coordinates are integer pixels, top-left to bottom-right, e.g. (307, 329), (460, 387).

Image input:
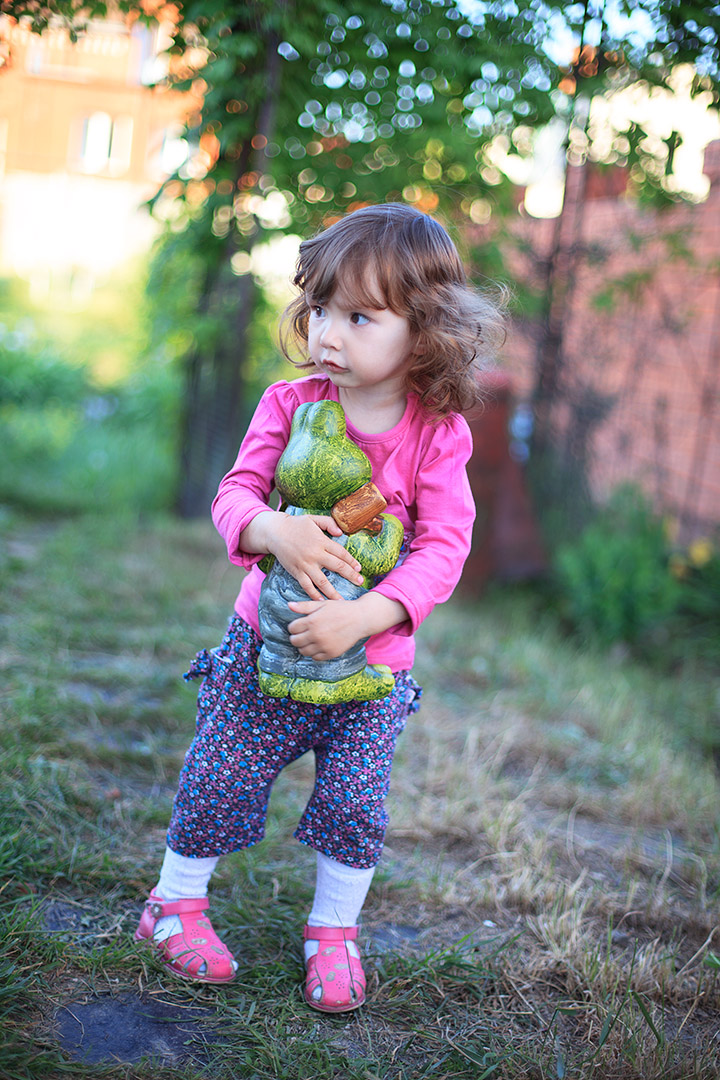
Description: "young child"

(136, 203), (505, 1012)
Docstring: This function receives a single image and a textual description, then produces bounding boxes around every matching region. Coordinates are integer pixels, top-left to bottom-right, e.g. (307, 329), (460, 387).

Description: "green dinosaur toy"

(257, 400), (404, 704)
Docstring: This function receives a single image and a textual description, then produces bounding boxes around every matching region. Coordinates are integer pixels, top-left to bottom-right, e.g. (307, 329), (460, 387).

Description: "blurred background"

(1, 0), (718, 653)
(3, 11), (720, 1074)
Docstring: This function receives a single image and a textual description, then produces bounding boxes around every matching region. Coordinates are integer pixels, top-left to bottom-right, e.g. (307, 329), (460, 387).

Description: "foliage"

(0, 323), (179, 514)
(140, 0), (568, 512)
(554, 484), (682, 646)
(144, 223), (288, 416)
(132, 0), (720, 259)
(6, 1), (718, 222)
(0, 261), (153, 384)
(668, 536), (720, 668)
(672, 536), (720, 616)
(4, 0), (720, 516)
(0, 324), (88, 405)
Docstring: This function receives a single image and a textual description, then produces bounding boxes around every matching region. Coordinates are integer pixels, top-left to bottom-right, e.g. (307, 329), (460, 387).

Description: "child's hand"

(256, 512), (364, 601)
(287, 598), (367, 660)
(287, 592), (409, 660)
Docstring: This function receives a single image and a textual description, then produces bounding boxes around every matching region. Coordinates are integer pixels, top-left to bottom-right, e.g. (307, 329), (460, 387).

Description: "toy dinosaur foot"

(257, 671), (294, 697)
(258, 665), (395, 704)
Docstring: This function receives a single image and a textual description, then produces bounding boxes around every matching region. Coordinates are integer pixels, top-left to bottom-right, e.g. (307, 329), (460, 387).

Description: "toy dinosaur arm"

(331, 482), (387, 534)
(345, 513), (404, 579)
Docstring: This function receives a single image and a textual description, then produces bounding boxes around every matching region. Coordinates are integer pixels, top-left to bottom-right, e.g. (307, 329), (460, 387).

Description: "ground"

(2, 511), (719, 1079)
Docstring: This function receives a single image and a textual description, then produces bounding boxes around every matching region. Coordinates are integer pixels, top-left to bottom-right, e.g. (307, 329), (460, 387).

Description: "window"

(79, 112), (133, 175)
(159, 126), (189, 175)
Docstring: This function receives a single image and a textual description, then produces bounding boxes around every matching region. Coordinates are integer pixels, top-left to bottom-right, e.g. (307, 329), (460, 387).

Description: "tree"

(513, 2), (719, 539)
(2, 0), (569, 513)
(140, 0), (563, 515)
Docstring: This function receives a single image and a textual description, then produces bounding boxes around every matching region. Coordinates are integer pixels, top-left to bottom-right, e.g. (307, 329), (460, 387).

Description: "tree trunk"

(174, 17), (282, 518)
(531, 158), (589, 456)
(526, 152), (592, 544)
(176, 268), (258, 518)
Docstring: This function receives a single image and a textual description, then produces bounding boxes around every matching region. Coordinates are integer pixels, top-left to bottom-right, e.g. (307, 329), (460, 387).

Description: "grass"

(1, 505), (719, 1079)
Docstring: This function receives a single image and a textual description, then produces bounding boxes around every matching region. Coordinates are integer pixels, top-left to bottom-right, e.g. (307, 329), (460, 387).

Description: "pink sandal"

(303, 924), (367, 1013)
(135, 890), (236, 984)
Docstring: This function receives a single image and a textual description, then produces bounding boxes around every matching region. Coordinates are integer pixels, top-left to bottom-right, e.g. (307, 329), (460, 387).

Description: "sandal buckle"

(148, 901), (164, 918)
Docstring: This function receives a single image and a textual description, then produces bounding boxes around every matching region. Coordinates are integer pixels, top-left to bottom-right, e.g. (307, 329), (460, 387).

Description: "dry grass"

(373, 601), (720, 1075)
(1, 509), (719, 1079)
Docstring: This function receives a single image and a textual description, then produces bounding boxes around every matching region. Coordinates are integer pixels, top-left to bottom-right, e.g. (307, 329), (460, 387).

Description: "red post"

(461, 372), (546, 595)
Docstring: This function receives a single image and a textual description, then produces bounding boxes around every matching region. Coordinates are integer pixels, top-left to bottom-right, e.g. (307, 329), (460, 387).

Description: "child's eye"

(350, 312), (369, 325)
(310, 304), (325, 318)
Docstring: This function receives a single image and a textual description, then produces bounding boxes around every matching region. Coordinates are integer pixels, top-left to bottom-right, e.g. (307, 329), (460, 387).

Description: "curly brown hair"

(279, 203), (506, 417)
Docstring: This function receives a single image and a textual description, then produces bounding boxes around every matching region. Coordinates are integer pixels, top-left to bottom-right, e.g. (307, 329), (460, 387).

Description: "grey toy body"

(257, 508), (369, 684)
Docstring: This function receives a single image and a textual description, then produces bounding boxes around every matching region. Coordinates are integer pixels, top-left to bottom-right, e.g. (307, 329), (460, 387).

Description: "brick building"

(503, 141), (720, 542)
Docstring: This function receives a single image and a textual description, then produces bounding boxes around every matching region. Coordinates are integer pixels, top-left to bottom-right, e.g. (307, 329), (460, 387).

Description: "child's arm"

(213, 382), (363, 600)
(239, 511), (365, 602)
(285, 593), (409, 661)
(365, 413), (476, 635)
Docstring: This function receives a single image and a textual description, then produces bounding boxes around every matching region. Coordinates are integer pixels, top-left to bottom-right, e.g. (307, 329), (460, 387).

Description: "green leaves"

(136, 0), (569, 237)
(8, 1), (718, 232)
(554, 484), (682, 646)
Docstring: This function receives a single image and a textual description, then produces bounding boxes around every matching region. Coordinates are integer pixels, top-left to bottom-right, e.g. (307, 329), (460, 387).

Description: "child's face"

(306, 279), (413, 398)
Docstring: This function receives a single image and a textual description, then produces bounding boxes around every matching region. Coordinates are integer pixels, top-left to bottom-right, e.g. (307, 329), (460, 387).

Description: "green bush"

(670, 539), (720, 665)
(676, 540), (720, 619)
(0, 325), (89, 405)
(554, 484), (681, 645)
(0, 324), (179, 514)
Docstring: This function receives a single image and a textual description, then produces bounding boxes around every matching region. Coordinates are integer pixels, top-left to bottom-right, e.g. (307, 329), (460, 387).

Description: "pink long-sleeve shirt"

(212, 374), (476, 672)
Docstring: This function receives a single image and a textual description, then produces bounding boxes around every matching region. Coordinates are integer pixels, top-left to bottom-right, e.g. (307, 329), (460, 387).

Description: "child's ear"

(408, 331), (426, 359)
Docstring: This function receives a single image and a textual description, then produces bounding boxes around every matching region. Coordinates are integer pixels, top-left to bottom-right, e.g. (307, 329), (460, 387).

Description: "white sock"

(152, 846), (220, 947)
(156, 846), (219, 904)
(304, 852), (375, 962)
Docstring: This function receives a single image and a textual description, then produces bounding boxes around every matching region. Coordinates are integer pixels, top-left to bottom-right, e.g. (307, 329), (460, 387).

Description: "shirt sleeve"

(211, 381), (296, 569)
(372, 413), (476, 636)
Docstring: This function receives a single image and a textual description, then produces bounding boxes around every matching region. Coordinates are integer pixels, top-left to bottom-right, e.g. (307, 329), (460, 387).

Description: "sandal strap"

(303, 923), (358, 943)
(145, 894), (210, 920)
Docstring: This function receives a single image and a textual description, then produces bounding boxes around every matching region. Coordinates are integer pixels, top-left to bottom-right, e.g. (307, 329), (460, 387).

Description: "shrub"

(670, 538), (720, 663)
(0, 324), (179, 514)
(554, 484), (681, 645)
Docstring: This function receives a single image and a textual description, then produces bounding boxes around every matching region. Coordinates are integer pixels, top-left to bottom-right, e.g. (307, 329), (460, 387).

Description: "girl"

(136, 203), (505, 1012)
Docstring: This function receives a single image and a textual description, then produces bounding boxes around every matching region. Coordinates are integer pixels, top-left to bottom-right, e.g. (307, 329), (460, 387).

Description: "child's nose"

(319, 316), (341, 348)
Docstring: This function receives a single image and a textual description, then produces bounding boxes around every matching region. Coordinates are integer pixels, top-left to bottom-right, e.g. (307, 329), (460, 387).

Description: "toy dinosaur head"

(275, 401), (373, 514)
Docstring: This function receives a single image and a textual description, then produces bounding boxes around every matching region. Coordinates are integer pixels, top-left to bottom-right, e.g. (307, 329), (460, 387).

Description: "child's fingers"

(273, 515), (363, 593)
(293, 541), (362, 592)
(288, 621), (337, 659)
(306, 514), (343, 536)
(287, 613), (318, 650)
(321, 547), (364, 586)
(296, 574), (340, 602)
(303, 515), (363, 579)
(288, 600), (321, 616)
(287, 602), (327, 638)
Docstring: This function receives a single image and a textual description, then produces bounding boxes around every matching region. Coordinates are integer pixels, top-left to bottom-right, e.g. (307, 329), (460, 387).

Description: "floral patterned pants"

(166, 617), (422, 869)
